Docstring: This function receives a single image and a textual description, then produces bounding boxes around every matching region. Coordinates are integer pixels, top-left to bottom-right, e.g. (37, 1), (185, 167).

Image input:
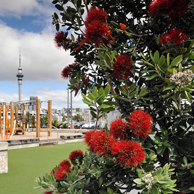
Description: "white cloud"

(0, 0), (54, 17)
(0, 22), (74, 82)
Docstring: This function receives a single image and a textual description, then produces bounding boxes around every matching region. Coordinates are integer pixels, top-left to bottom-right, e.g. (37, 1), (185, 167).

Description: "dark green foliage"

(36, 0), (194, 193)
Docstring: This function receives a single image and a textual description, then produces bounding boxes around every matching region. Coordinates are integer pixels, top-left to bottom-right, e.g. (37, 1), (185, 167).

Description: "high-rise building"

(16, 49), (24, 104)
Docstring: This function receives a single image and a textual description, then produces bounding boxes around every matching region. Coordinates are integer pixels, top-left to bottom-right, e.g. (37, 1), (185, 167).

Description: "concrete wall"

(0, 142), (8, 174)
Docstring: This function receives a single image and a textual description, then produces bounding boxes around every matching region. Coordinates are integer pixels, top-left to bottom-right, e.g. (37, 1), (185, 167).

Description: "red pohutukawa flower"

(119, 23), (127, 31)
(128, 110), (152, 139)
(59, 160), (71, 168)
(159, 28), (186, 47)
(50, 167), (56, 175)
(84, 130), (98, 150)
(61, 66), (73, 79)
(112, 140), (145, 168)
(69, 150), (84, 160)
(84, 20), (114, 46)
(55, 165), (71, 180)
(91, 130), (116, 156)
(149, 0), (186, 20)
(85, 7), (107, 26)
(110, 119), (128, 140)
(54, 31), (68, 49)
(83, 76), (89, 85)
(113, 54), (132, 80)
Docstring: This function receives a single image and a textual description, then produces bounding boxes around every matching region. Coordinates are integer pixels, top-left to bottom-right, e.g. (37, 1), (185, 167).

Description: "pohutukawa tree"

(36, 0), (194, 193)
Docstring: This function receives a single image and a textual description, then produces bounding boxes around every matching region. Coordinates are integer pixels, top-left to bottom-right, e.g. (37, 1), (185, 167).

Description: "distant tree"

(40, 114), (48, 127)
(52, 120), (62, 128)
(62, 114), (66, 122)
(73, 114), (84, 121)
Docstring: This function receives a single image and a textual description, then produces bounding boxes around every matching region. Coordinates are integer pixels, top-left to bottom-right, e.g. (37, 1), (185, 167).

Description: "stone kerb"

(0, 142), (8, 174)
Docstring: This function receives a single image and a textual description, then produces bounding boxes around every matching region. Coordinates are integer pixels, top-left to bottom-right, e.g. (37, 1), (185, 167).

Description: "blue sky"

(0, 0), (86, 109)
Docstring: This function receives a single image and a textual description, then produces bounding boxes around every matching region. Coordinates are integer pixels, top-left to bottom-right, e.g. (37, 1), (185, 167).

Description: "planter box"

(0, 142), (8, 174)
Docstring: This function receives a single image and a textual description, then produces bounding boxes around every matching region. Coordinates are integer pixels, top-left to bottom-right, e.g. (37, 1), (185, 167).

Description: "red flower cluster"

(149, 0), (187, 20)
(84, 130), (98, 150)
(83, 76), (89, 85)
(84, 7), (114, 46)
(85, 7), (107, 26)
(69, 150), (84, 160)
(54, 31), (68, 49)
(159, 28), (186, 47)
(128, 110), (152, 139)
(61, 66), (73, 79)
(59, 160), (71, 167)
(55, 165), (71, 180)
(51, 160), (71, 180)
(113, 54), (132, 80)
(84, 129), (145, 168)
(112, 140), (145, 168)
(110, 119), (128, 139)
(85, 130), (116, 156)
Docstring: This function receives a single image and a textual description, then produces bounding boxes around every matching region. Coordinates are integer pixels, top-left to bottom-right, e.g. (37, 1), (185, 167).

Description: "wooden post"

(15, 103), (18, 129)
(2, 102), (6, 139)
(0, 105), (2, 139)
(36, 99), (40, 137)
(48, 100), (52, 136)
(10, 102), (14, 136)
(22, 103), (26, 135)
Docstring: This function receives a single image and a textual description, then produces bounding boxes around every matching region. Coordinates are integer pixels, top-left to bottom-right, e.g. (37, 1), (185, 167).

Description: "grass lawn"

(0, 142), (87, 194)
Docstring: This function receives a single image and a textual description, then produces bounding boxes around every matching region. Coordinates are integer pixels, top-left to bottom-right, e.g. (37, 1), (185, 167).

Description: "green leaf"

(92, 87), (98, 97)
(133, 178), (143, 185)
(99, 176), (103, 188)
(128, 83), (136, 93)
(163, 85), (176, 91)
(107, 188), (114, 194)
(99, 87), (105, 96)
(157, 146), (166, 155)
(104, 85), (111, 96)
(189, 187), (194, 191)
(145, 74), (159, 80)
(77, 0), (81, 7)
(88, 91), (95, 100)
(55, 4), (64, 11)
(99, 190), (108, 194)
(143, 60), (154, 67)
(184, 91), (191, 103)
(158, 55), (166, 73)
(172, 101), (178, 110)
(100, 104), (112, 109)
(170, 55), (182, 68)
(153, 50), (159, 64)
(118, 85), (128, 96)
(139, 86), (148, 96)
(183, 156), (188, 165)
(167, 53), (170, 67)
(180, 125), (187, 131)
(150, 185), (159, 194)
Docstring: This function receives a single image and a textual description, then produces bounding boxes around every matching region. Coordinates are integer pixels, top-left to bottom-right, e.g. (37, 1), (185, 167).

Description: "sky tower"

(16, 49), (24, 104)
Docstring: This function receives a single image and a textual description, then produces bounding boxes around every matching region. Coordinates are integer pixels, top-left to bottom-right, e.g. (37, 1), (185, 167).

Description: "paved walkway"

(10, 129), (86, 141)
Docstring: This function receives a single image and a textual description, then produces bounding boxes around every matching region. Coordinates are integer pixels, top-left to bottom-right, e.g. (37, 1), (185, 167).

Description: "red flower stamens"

(61, 66), (73, 79)
(128, 110), (152, 139)
(113, 54), (132, 80)
(69, 150), (84, 160)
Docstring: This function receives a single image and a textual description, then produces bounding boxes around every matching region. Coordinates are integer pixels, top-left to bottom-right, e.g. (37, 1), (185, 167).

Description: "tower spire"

(16, 48), (24, 104)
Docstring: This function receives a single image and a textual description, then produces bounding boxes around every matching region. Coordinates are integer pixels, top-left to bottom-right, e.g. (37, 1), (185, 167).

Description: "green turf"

(0, 142), (87, 194)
